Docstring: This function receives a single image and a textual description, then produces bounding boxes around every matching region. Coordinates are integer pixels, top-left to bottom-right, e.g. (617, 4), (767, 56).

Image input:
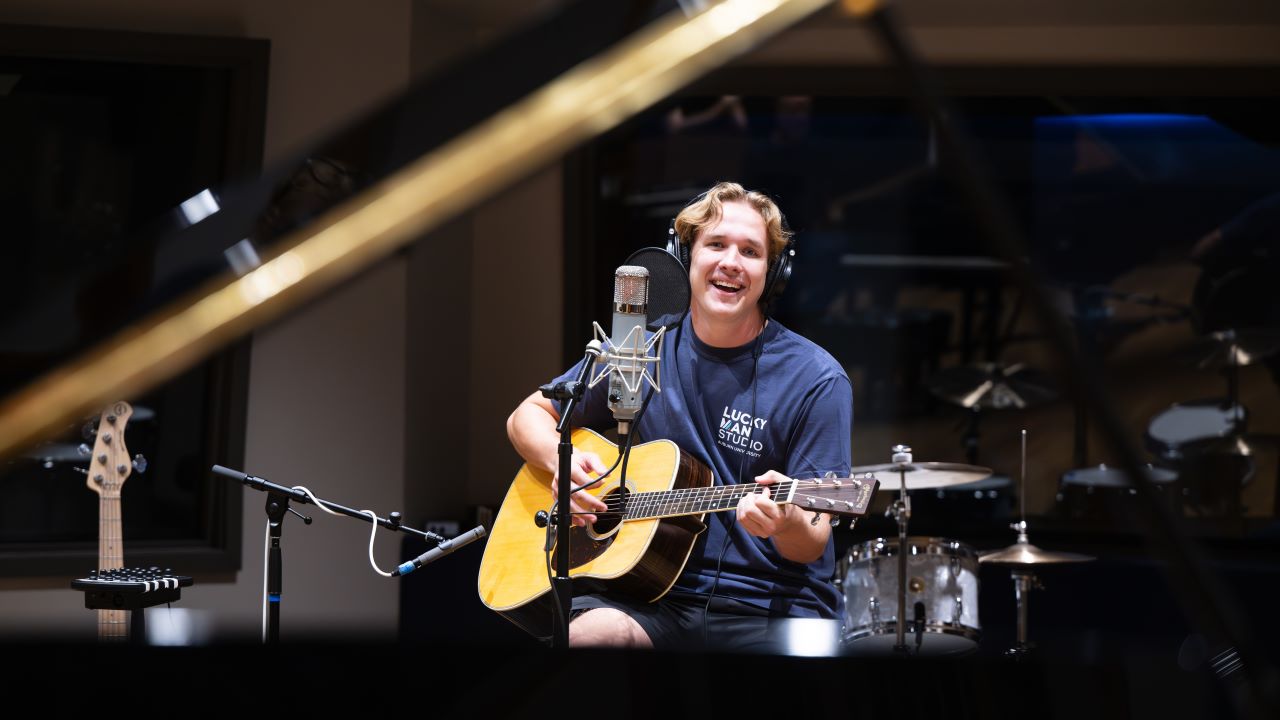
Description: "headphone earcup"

(666, 224), (690, 271)
(761, 241), (794, 306)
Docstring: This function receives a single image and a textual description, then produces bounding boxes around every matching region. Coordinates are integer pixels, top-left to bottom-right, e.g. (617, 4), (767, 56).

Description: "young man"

(506, 181), (852, 650)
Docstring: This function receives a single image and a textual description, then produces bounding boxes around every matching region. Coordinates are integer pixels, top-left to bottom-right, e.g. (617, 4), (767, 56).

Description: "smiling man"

(507, 181), (853, 650)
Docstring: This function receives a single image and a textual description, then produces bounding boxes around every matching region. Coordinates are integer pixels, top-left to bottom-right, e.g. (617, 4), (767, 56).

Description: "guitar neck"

(620, 477), (873, 522)
(87, 401), (133, 642)
(97, 494), (127, 641)
(99, 494), (123, 571)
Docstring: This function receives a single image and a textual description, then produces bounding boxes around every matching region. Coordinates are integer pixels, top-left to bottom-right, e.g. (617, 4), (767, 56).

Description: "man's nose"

(718, 247), (743, 270)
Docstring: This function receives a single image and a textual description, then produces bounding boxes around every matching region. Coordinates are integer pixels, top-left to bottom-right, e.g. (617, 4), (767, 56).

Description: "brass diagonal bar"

(0, 0), (836, 459)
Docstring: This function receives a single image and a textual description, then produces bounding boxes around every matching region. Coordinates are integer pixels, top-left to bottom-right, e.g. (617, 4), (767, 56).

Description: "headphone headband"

(664, 189), (794, 309)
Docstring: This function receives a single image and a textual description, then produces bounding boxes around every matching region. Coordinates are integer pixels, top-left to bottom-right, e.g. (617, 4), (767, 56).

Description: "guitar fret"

(617, 477), (878, 521)
(623, 480), (806, 520)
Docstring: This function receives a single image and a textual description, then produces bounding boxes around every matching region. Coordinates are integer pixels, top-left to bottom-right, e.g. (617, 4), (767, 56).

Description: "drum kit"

(837, 311), (1280, 656)
(1061, 326), (1279, 521)
(838, 432), (1092, 657)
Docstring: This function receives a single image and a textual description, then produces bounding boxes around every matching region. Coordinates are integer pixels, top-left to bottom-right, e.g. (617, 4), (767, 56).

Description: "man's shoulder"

(769, 321), (848, 381)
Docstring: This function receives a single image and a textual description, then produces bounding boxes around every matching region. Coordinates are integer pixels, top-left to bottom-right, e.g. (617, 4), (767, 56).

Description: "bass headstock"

(84, 401), (133, 499)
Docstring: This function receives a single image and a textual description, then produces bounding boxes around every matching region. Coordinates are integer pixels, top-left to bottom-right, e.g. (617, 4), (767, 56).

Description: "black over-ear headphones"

(664, 190), (795, 309)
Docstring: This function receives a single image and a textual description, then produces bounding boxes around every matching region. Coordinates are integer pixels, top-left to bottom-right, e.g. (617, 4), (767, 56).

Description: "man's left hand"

(736, 470), (792, 538)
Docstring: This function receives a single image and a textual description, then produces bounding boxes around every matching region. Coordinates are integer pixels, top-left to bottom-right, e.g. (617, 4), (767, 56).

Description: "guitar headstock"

(84, 401), (133, 499)
(790, 473), (880, 517)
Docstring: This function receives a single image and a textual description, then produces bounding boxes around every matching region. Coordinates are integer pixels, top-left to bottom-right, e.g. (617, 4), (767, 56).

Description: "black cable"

(702, 321), (767, 647)
(541, 357), (659, 638)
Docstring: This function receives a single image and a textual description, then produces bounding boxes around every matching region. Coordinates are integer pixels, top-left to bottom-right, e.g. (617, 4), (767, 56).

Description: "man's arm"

(736, 470), (831, 563)
(506, 392), (607, 526)
(736, 373), (852, 563)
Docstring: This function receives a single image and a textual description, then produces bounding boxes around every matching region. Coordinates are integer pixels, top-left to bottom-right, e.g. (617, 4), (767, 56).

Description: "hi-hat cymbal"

(980, 541), (1095, 565)
(1186, 328), (1280, 369)
(926, 363), (1058, 410)
(854, 461), (992, 491)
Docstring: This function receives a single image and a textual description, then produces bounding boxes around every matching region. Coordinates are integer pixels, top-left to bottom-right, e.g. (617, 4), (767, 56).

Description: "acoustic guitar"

(477, 427), (876, 638)
(84, 401), (135, 641)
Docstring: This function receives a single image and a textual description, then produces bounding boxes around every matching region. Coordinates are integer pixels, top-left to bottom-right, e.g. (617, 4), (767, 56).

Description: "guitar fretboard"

(616, 476), (875, 521)
(622, 481), (789, 520)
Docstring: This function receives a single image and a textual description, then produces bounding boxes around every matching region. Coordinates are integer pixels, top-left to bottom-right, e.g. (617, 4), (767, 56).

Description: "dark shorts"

(572, 591), (775, 652)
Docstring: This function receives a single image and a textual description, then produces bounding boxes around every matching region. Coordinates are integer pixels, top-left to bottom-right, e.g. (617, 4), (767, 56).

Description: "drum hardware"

(842, 444), (991, 655)
(890, 444), (912, 655)
(981, 430), (1095, 657)
(841, 536), (982, 655)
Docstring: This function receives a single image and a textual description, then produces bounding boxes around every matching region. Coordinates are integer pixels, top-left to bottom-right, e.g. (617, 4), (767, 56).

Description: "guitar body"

(478, 428), (712, 638)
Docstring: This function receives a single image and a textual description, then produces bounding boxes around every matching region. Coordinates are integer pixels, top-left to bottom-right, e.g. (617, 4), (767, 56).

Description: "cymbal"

(854, 461), (993, 491)
(1186, 328), (1280, 369)
(926, 363), (1057, 410)
(22, 442), (86, 463)
(980, 541), (1095, 566)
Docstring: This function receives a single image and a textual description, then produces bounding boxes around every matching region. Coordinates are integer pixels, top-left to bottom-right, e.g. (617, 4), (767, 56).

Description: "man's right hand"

(551, 450), (610, 527)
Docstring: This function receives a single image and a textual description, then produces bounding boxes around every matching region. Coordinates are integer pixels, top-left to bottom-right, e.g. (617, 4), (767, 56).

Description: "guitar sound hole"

(589, 487), (628, 535)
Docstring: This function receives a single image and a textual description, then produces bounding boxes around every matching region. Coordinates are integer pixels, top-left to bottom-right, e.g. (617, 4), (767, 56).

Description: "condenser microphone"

(589, 266), (664, 436)
(608, 266), (648, 426)
(393, 526), (487, 577)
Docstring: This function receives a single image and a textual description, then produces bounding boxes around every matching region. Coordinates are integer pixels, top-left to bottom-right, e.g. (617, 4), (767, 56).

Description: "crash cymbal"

(855, 461), (993, 491)
(1186, 328), (1280, 369)
(980, 541), (1095, 565)
(926, 363), (1058, 410)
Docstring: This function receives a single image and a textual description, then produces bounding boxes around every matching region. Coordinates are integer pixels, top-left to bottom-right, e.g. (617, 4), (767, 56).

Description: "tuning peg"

(77, 443), (91, 457)
(81, 421), (97, 441)
(132, 454), (148, 474)
(830, 516), (841, 528)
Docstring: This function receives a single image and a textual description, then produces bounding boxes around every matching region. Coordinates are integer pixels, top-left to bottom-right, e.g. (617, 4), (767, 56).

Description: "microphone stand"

(539, 340), (602, 649)
(210, 465), (446, 644)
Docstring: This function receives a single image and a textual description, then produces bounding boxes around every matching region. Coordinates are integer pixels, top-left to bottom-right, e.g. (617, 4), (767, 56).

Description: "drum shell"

(841, 537), (980, 655)
(908, 476), (1014, 531)
(1057, 465), (1178, 520)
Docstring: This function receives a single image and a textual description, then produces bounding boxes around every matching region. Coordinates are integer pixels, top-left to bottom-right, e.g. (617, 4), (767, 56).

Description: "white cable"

(292, 486), (394, 578)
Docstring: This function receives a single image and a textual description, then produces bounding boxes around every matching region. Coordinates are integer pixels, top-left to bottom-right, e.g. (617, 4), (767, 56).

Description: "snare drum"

(841, 537), (980, 655)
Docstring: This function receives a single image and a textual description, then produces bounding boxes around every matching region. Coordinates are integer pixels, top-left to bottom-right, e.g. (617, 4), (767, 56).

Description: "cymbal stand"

(1007, 429), (1039, 658)
(1007, 568), (1044, 658)
(889, 443), (913, 655)
(1222, 331), (1245, 427)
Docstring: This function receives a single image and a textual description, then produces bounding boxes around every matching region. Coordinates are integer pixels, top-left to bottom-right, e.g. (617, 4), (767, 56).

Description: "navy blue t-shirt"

(551, 314), (852, 618)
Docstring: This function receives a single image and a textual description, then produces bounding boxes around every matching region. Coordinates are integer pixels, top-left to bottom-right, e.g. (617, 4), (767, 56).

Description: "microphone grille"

(614, 266), (649, 305)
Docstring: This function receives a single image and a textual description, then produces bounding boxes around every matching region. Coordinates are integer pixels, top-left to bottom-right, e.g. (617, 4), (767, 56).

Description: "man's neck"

(689, 308), (767, 348)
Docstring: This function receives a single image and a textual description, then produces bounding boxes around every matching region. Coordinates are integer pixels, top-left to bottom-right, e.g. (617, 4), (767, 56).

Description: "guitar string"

(574, 478), (870, 516)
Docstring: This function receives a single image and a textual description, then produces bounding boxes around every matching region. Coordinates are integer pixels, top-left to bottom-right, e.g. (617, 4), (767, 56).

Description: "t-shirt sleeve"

(548, 358), (616, 432)
(782, 374), (853, 480)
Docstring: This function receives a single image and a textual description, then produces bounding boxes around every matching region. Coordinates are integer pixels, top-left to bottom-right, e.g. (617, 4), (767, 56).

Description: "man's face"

(687, 199), (769, 330)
